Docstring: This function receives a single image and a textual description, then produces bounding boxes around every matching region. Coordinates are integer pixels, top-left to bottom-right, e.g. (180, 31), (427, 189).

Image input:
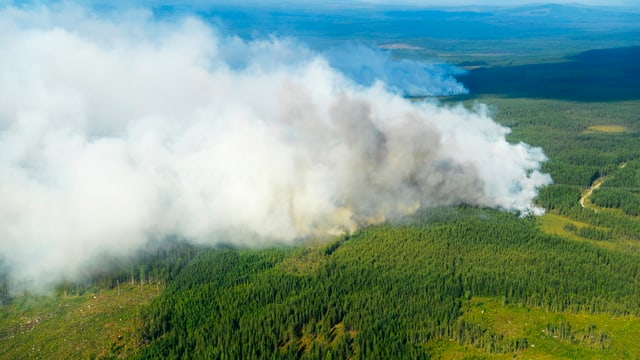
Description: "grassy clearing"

(538, 213), (607, 243)
(0, 283), (160, 360)
(538, 213), (640, 255)
(583, 125), (627, 134)
(434, 297), (640, 359)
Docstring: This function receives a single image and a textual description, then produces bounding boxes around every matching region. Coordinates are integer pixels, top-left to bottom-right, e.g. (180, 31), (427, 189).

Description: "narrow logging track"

(578, 163), (628, 211)
(580, 178), (604, 210)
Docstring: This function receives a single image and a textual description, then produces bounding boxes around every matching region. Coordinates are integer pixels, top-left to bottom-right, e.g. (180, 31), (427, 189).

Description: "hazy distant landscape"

(1, 1), (640, 359)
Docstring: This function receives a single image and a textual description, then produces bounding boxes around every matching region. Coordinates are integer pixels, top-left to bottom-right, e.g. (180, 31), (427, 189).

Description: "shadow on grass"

(457, 47), (640, 102)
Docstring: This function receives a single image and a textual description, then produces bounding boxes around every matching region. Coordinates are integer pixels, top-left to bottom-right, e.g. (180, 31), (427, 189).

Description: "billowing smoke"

(325, 44), (468, 97)
(0, 5), (551, 290)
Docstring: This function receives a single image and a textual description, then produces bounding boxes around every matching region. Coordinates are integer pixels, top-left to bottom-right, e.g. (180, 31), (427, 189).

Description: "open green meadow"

(0, 284), (160, 360)
(434, 296), (640, 359)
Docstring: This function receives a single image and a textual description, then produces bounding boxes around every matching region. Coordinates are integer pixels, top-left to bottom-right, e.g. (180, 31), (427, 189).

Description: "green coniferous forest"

(132, 208), (640, 359)
(2, 4), (640, 360)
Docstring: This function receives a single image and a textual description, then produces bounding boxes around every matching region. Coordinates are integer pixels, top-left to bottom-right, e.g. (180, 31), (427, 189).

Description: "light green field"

(538, 213), (607, 243)
(433, 297), (640, 359)
(538, 213), (640, 255)
(583, 125), (627, 134)
(0, 284), (160, 360)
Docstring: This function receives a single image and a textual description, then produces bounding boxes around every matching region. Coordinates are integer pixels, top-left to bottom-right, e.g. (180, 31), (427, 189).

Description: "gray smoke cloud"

(0, 5), (551, 290)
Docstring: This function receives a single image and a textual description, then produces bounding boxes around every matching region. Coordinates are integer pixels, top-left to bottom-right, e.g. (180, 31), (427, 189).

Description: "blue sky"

(150, 0), (639, 7)
(358, 0), (637, 6)
(4, 0), (637, 8)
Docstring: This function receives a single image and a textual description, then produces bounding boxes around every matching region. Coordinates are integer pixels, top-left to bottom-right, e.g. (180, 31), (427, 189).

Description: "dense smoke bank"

(0, 5), (551, 289)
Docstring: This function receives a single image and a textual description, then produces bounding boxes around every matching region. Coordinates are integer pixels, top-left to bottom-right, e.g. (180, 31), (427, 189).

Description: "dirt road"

(579, 178), (604, 210)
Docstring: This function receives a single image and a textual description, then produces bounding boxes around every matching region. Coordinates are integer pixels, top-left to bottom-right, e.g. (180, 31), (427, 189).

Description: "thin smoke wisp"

(325, 44), (468, 97)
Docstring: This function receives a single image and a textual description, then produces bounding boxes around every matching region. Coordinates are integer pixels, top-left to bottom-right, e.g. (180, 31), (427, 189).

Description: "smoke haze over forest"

(0, 4), (552, 290)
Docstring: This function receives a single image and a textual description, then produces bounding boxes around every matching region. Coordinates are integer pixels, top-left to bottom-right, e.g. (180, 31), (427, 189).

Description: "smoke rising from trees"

(0, 5), (551, 289)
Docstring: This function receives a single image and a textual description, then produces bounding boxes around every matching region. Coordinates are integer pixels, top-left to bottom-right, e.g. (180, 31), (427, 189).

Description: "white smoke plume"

(0, 5), (551, 289)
